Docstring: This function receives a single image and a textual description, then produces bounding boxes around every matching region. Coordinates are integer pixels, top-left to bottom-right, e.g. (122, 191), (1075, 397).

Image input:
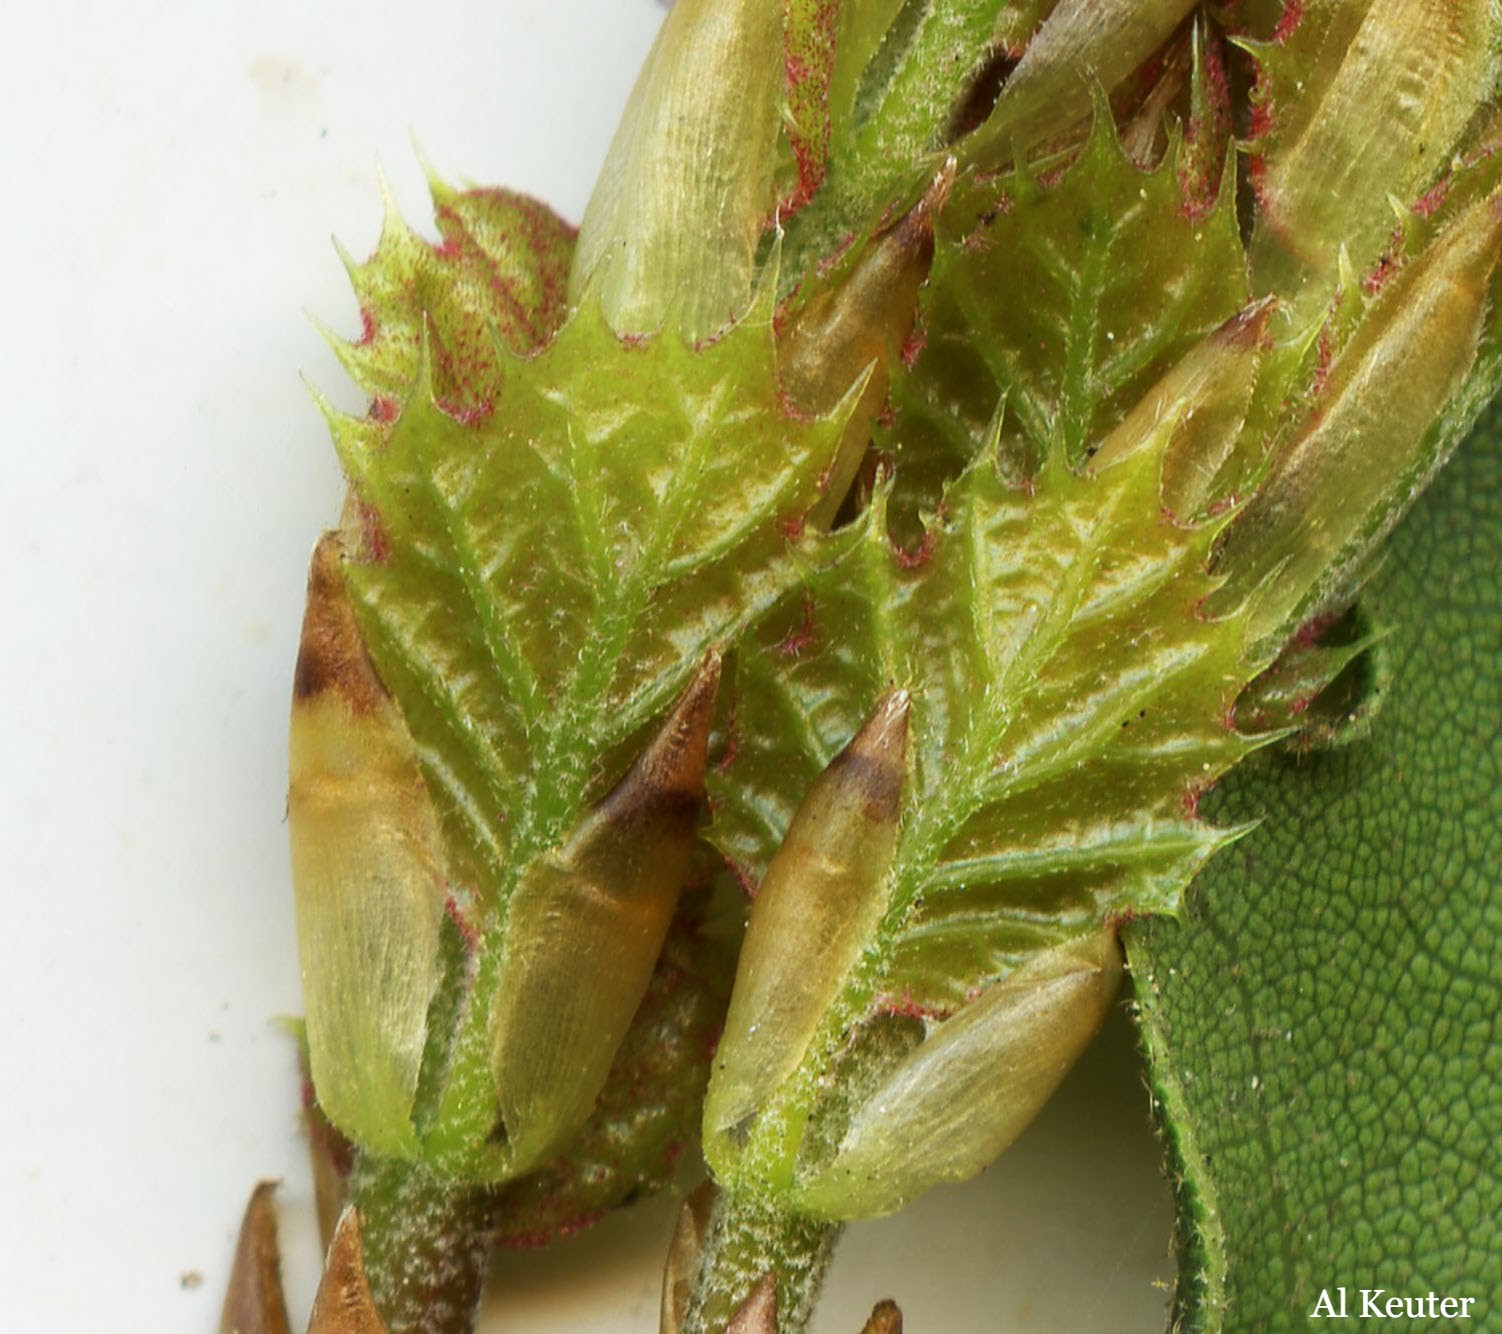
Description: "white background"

(0, 3), (1173, 1329)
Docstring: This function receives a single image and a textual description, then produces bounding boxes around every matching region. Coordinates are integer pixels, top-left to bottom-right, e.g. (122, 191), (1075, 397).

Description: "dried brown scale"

(219, 1182), (292, 1334)
(858, 1301), (903, 1334)
(293, 535), (389, 714)
(725, 1273), (780, 1334)
(308, 1211), (389, 1334)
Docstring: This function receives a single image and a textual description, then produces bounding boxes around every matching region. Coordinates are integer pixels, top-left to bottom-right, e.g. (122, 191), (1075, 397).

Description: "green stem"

(349, 1153), (494, 1334)
(683, 1187), (840, 1334)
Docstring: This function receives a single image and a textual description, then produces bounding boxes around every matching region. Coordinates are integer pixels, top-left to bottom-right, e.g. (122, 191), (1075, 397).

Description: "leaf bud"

(790, 932), (1122, 1220)
(781, 162), (954, 529)
(288, 534), (449, 1158)
(1218, 191), (1502, 649)
(705, 692), (911, 1179)
(489, 652), (721, 1171)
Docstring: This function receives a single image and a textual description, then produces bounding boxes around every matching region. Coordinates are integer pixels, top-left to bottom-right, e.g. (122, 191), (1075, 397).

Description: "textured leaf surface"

(706, 416), (1266, 1209)
(886, 113), (1246, 530)
(318, 184), (853, 1173)
(1128, 413), (1502, 1329)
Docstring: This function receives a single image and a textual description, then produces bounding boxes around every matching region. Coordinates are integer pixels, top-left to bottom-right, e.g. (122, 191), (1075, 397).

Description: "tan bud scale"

(782, 163), (953, 530)
(288, 534), (449, 1157)
(218, 1181), (291, 1334)
(307, 1210), (388, 1334)
(791, 932), (1123, 1220)
(489, 652), (721, 1171)
(706, 693), (910, 1174)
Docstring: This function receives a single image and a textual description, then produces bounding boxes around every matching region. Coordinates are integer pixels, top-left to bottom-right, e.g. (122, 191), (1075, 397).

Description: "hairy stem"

(683, 1187), (840, 1334)
(349, 1154), (494, 1334)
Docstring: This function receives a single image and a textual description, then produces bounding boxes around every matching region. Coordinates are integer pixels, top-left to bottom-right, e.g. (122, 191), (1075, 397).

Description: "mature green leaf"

(1128, 406), (1502, 1330)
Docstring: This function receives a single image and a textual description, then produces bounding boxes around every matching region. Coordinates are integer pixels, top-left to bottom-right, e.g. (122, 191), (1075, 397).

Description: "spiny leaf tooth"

(410, 134), (444, 198)
(1176, 17), (1233, 220)
(705, 692), (911, 1184)
(330, 234), (361, 285)
(789, 931), (1123, 1219)
(488, 652), (722, 1173)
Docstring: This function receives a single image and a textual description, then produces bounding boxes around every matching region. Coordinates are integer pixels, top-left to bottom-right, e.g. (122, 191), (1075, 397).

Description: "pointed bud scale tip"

(292, 535), (388, 715)
(705, 691), (910, 1178)
(838, 689), (912, 824)
(726, 1273), (779, 1334)
(785, 167), (954, 531)
(218, 1181), (291, 1334)
(489, 652), (721, 1173)
(608, 649), (723, 820)
(860, 1300), (904, 1334)
(307, 1209), (388, 1334)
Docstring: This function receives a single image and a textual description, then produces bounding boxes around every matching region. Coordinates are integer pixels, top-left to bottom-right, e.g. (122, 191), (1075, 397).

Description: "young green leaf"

(304, 181), (860, 1179)
(884, 109), (1247, 529)
(708, 412), (1265, 1216)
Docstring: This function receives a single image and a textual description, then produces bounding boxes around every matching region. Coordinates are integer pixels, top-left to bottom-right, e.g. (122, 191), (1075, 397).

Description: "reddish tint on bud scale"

(781, 162), (954, 528)
(1249, 0), (1495, 298)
